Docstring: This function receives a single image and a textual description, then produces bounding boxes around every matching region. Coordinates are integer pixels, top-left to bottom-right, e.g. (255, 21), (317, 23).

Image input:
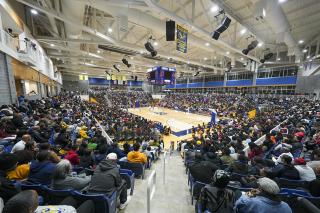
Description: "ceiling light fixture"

(204, 57), (207, 60)
(108, 28), (113, 33)
(240, 57), (244, 60)
(240, 29), (247, 35)
(153, 42), (158, 46)
(205, 42), (210, 46)
(31, 9), (38, 15)
(226, 51), (230, 55)
(277, 58), (281, 61)
(303, 49), (308, 53)
(258, 42), (263, 47)
(210, 5), (219, 13)
(309, 59), (313, 62)
(97, 50), (101, 53)
(50, 44), (55, 47)
(298, 40), (304, 44)
(307, 55), (310, 59)
(278, 0), (287, 3)
(262, 8), (266, 17)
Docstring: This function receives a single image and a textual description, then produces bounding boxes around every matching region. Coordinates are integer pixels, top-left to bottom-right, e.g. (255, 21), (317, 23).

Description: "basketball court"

(128, 107), (211, 145)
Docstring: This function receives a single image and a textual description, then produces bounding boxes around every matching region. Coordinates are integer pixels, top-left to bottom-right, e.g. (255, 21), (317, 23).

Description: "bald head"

(22, 134), (31, 143)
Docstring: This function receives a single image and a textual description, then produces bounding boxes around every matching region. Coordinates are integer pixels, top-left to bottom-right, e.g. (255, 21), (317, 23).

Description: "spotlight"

(113, 64), (120, 72)
(31, 9), (38, 15)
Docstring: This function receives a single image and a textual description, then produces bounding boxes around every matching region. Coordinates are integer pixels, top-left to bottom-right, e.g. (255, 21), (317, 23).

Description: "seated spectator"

(234, 177), (292, 213)
(263, 155), (300, 180)
(0, 153), (20, 203)
(38, 143), (60, 163)
(227, 153), (249, 175)
(248, 142), (263, 160)
(189, 152), (219, 184)
(308, 179), (320, 197)
(28, 151), (56, 185)
(94, 144), (108, 165)
(64, 144), (80, 165)
(79, 148), (94, 168)
(122, 142), (131, 155)
(204, 151), (222, 166)
(307, 149), (320, 172)
(89, 153), (131, 210)
(52, 159), (91, 191)
(11, 134), (31, 153)
(197, 170), (236, 213)
(275, 148), (294, 165)
(107, 142), (126, 159)
(220, 147), (235, 165)
(127, 143), (147, 164)
(2, 190), (95, 213)
(294, 157), (316, 181)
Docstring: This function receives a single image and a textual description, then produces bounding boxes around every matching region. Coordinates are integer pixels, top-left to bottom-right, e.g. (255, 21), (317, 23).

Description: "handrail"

(147, 170), (156, 213)
(94, 118), (113, 145)
(243, 119), (287, 156)
(163, 151), (167, 184)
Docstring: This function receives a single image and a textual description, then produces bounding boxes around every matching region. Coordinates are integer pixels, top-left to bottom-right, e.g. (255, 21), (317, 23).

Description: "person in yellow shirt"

(7, 163), (30, 180)
(127, 143), (147, 164)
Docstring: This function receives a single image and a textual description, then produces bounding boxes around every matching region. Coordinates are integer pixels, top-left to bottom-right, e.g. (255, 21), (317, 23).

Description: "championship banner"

(176, 24), (188, 53)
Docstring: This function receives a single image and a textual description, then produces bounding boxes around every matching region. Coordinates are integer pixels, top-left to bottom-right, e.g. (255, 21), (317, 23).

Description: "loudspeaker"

(211, 31), (220, 40)
(242, 49), (249, 55)
(216, 16), (231, 34)
(151, 50), (157, 57)
(248, 40), (258, 51)
(144, 42), (155, 52)
(166, 20), (175, 41)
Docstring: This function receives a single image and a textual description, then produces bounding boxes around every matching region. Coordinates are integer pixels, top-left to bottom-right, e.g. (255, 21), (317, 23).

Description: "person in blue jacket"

(28, 151), (56, 185)
(234, 177), (292, 213)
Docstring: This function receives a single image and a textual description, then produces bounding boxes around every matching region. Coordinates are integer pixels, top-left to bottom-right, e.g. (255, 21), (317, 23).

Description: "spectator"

(64, 144), (80, 166)
(79, 149), (94, 168)
(263, 155), (300, 180)
(234, 177), (292, 213)
(307, 149), (320, 172)
(189, 152), (219, 184)
(220, 147), (235, 165)
(107, 142), (126, 159)
(0, 153), (20, 203)
(52, 159), (91, 191)
(89, 153), (131, 210)
(28, 151), (56, 185)
(197, 170), (236, 213)
(227, 153), (249, 175)
(38, 143), (60, 163)
(204, 151), (222, 166)
(294, 158), (316, 181)
(94, 144), (108, 165)
(127, 143), (147, 164)
(3, 190), (95, 213)
(248, 142), (263, 160)
(11, 134), (31, 153)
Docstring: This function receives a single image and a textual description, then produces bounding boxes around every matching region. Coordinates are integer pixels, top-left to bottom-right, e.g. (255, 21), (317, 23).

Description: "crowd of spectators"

(0, 90), (160, 212)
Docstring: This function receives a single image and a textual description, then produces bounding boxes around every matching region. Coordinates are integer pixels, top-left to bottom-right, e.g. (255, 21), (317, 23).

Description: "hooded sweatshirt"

(88, 159), (121, 195)
(28, 160), (56, 185)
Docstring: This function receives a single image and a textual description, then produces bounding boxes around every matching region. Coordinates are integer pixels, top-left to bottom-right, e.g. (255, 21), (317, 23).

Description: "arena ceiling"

(10, 0), (320, 78)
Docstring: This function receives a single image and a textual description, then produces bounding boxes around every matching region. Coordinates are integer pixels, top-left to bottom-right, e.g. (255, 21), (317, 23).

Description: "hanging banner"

(176, 24), (188, 53)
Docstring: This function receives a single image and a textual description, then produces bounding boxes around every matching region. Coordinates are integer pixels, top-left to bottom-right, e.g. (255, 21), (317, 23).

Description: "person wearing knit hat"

(294, 157), (316, 181)
(197, 170), (235, 213)
(234, 177), (292, 213)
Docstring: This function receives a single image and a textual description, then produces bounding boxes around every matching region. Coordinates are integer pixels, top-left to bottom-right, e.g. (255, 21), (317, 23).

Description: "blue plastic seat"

(72, 190), (117, 213)
(42, 185), (74, 204)
(117, 161), (145, 179)
(276, 178), (307, 189)
(120, 169), (135, 195)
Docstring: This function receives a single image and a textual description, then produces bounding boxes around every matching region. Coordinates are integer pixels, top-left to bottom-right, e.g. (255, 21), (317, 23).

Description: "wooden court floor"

(128, 107), (211, 147)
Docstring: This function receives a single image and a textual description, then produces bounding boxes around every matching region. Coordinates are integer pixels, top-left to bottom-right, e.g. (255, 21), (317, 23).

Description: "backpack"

(199, 186), (235, 213)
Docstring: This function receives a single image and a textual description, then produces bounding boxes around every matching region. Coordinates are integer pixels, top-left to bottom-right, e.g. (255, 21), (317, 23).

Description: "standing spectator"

(234, 177), (292, 213)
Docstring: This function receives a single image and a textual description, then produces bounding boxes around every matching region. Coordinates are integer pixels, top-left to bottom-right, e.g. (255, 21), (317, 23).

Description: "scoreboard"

(147, 66), (176, 85)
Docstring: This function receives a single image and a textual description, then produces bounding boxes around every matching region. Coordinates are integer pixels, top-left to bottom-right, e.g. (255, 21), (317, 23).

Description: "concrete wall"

(62, 74), (89, 91)
(0, 52), (16, 105)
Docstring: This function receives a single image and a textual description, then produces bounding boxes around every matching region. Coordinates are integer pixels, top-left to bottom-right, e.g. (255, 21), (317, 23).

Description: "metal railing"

(147, 170), (156, 213)
(163, 151), (167, 184)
